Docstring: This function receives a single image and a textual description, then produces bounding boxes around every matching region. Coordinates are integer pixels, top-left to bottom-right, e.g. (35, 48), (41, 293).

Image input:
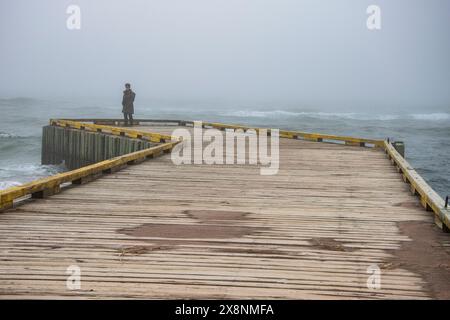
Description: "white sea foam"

(0, 181), (22, 190)
(222, 110), (301, 118)
(10, 164), (64, 176)
(222, 110), (364, 119)
(0, 132), (18, 138)
(410, 113), (450, 121)
(222, 110), (449, 121)
(0, 164), (65, 190)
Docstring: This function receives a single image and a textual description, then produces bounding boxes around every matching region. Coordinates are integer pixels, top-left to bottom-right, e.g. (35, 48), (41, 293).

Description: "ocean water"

(0, 97), (449, 198)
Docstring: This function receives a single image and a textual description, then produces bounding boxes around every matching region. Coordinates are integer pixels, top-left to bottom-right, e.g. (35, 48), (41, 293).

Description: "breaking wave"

(0, 181), (22, 190)
(410, 113), (450, 121)
(0, 131), (19, 139)
(0, 164), (66, 190)
(222, 110), (450, 121)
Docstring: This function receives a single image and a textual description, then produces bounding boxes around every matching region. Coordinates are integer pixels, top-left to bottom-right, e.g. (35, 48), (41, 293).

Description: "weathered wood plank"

(0, 122), (449, 299)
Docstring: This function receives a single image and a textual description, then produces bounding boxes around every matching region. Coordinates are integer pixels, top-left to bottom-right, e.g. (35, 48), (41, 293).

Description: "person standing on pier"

(122, 83), (136, 126)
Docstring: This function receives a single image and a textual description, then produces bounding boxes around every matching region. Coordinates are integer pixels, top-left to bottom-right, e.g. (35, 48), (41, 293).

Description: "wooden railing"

(56, 119), (385, 147)
(1, 118), (448, 233)
(384, 140), (450, 231)
(50, 119), (176, 143)
(200, 121), (385, 147)
(0, 119), (178, 211)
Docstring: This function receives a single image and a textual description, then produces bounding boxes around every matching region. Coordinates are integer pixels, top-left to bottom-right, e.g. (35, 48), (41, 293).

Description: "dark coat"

(122, 89), (135, 114)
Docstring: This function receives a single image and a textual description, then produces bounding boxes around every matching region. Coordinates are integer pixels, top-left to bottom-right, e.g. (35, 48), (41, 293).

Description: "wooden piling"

(41, 125), (158, 170)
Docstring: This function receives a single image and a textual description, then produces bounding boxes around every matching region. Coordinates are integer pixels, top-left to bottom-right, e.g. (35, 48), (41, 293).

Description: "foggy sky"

(1, 0), (449, 111)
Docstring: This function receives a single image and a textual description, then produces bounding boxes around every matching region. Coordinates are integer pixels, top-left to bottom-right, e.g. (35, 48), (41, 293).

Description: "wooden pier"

(0, 119), (449, 299)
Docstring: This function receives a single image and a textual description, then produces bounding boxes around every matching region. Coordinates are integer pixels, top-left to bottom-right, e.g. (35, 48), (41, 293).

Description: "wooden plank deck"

(0, 124), (449, 299)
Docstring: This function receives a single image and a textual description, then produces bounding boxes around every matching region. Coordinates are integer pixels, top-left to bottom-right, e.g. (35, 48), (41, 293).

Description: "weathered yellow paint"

(384, 141), (450, 230)
(2, 118), (447, 234)
(201, 122), (385, 147)
(50, 119), (176, 143)
(58, 119), (383, 147)
(0, 141), (177, 211)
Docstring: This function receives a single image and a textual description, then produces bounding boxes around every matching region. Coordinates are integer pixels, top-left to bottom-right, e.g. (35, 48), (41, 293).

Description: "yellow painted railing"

(50, 119), (176, 143)
(202, 121), (448, 230)
(201, 121), (385, 147)
(384, 140), (450, 231)
(52, 118), (385, 147)
(1, 118), (448, 232)
(0, 140), (176, 211)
